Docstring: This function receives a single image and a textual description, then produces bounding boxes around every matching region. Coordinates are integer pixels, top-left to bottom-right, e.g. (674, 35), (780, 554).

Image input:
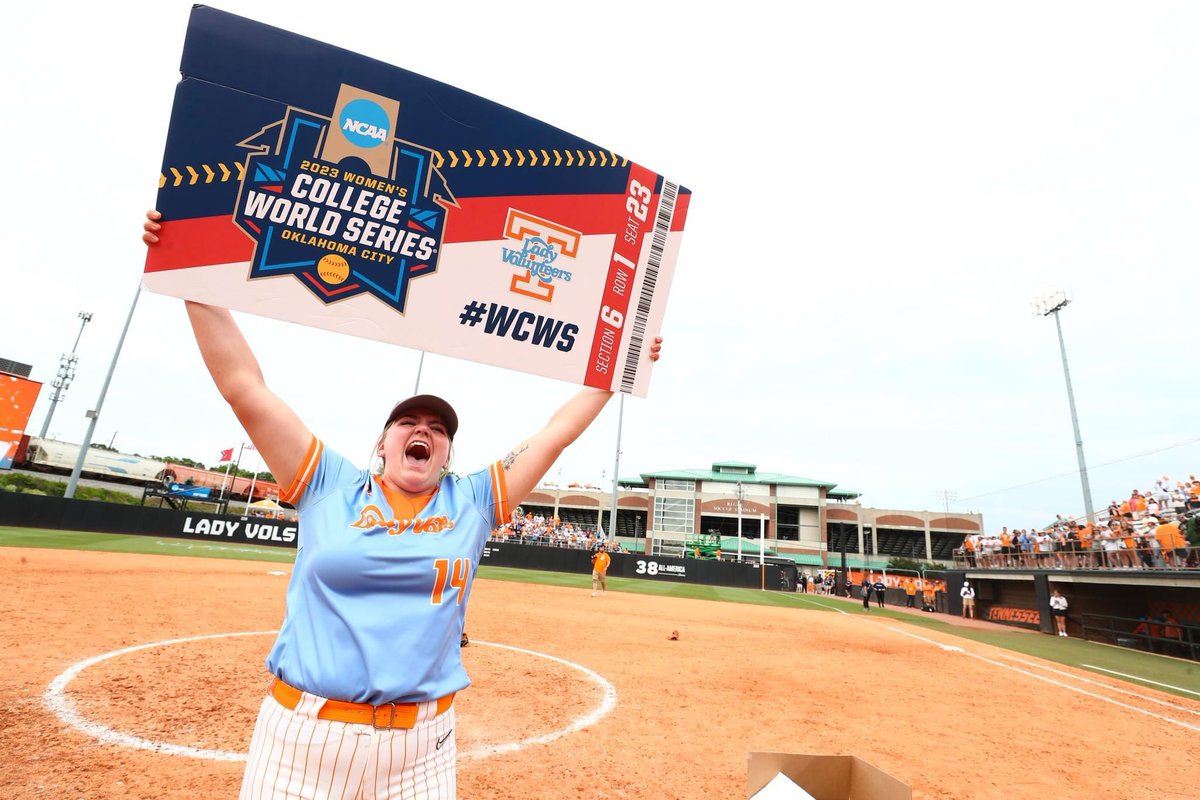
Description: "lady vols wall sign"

(144, 6), (689, 397)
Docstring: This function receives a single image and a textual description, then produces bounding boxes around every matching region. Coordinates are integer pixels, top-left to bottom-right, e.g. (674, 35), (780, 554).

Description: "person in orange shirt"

(962, 535), (976, 567)
(921, 582), (937, 611)
(999, 528), (1013, 567)
(1161, 610), (1186, 656)
(1155, 517), (1189, 568)
(1120, 526), (1140, 569)
(590, 543), (612, 597)
(1132, 491), (1147, 519)
(1118, 499), (1132, 520)
(904, 579), (918, 608)
(1075, 523), (1093, 568)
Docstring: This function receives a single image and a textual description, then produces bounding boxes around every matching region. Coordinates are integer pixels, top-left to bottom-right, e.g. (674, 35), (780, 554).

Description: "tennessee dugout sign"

(143, 7), (690, 397)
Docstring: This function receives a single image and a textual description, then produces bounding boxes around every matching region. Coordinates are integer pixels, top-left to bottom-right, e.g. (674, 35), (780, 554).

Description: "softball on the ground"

(317, 254), (350, 285)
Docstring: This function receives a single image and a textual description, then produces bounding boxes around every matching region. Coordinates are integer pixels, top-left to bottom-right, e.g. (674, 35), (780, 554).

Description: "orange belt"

(271, 678), (454, 730)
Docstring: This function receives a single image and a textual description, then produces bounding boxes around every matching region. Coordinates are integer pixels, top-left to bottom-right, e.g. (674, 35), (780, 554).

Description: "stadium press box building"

(517, 459), (983, 570)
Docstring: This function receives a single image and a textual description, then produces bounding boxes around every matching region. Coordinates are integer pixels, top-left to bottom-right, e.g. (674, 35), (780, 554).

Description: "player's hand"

(143, 209), (162, 245)
(649, 336), (663, 362)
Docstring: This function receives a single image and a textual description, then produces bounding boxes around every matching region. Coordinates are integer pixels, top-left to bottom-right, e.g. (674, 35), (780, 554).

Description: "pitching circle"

(43, 631), (617, 762)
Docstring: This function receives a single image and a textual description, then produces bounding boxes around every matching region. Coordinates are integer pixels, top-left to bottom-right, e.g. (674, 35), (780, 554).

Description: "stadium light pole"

(38, 310), (93, 441)
(66, 286), (140, 499)
(934, 489), (956, 574)
(1031, 290), (1096, 523)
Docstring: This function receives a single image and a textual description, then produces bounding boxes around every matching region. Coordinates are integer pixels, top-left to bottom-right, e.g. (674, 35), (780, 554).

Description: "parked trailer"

(20, 438), (166, 484)
(155, 462), (280, 501)
(15, 438), (280, 502)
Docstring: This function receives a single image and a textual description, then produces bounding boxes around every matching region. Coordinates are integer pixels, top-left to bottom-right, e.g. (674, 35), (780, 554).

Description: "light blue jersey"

(265, 437), (510, 704)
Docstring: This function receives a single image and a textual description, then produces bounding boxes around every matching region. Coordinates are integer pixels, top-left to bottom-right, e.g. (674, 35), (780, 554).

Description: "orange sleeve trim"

(280, 437), (322, 505)
(489, 461), (510, 527)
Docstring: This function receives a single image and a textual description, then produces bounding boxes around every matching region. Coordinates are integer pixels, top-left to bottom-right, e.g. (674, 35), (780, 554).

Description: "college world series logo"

(234, 85), (458, 312)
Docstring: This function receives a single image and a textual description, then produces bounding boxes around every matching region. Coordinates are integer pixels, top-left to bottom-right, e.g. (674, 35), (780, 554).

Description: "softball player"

(590, 543), (611, 596)
(143, 211), (661, 799)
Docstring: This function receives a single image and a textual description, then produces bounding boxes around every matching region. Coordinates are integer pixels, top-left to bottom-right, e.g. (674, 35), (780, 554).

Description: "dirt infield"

(3, 547), (1198, 799)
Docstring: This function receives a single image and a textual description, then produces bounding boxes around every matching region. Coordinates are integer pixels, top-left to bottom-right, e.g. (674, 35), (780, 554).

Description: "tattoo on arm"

(502, 444), (529, 471)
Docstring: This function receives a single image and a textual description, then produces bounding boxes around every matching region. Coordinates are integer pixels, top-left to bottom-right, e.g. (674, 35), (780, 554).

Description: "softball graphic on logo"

(317, 254), (350, 285)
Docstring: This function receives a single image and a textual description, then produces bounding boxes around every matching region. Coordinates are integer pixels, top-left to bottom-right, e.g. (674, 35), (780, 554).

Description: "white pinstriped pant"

(240, 690), (457, 799)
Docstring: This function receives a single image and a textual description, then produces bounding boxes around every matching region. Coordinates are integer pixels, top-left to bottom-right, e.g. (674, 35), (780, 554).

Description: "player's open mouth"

(405, 440), (431, 465)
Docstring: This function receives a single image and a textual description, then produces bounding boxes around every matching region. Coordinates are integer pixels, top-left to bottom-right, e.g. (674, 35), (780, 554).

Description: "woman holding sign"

(144, 210), (660, 799)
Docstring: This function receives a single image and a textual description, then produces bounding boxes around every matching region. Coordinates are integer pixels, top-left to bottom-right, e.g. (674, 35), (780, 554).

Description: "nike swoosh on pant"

(436, 729), (453, 750)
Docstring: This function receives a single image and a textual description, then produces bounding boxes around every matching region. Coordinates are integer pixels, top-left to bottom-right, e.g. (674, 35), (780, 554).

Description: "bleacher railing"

(951, 545), (1200, 572)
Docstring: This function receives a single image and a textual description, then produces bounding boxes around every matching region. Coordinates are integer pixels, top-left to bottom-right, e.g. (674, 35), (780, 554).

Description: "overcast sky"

(4, 1), (1197, 531)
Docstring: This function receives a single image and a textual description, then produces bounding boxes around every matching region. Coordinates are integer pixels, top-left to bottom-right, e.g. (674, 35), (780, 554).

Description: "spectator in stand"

(1143, 521), (1165, 569)
(1146, 494), (1162, 520)
(1171, 484), (1190, 516)
(1064, 525), (1082, 569)
(1019, 529), (1035, 568)
(1035, 528), (1053, 567)
(1100, 523), (1122, 569)
(962, 534), (976, 567)
(1120, 525), (1141, 570)
(1154, 476), (1173, 509)
(1076, 523), (1094, 569)
(1129, 490), (1147, 521)
(1155, 516), (1189, 568)
(1051, 527), (1069, 569)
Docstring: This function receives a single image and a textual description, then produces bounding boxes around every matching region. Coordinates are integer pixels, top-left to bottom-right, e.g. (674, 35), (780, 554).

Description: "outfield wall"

(481, 539), (791, 589)
(0, 494), (792, 589)
(0, 492), (296, 547)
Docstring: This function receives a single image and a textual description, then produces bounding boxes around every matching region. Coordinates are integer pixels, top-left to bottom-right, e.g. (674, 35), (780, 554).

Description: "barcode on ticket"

(619, 180), (677, 393)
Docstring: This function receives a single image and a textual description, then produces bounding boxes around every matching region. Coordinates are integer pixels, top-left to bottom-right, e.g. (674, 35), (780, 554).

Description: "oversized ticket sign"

(143, 6), (689, 397)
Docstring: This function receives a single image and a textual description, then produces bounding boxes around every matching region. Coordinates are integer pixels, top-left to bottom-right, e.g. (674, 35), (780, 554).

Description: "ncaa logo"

(339, 99), (389, 148)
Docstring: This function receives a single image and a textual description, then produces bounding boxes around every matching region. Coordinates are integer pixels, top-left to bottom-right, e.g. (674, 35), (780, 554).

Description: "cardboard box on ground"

(748, 752), (912, 800)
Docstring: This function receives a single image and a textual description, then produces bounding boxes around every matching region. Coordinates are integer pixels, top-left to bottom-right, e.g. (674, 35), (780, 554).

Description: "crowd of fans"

(491, 511), (623, 552)
(960, 473), (1200, 570)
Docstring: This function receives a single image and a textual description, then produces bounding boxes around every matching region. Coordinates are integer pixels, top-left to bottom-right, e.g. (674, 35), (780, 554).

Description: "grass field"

(4, 525), (1197, 698)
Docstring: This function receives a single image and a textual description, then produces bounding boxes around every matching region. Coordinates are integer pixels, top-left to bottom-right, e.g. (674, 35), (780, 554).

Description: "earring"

(373, 455), (385, 476)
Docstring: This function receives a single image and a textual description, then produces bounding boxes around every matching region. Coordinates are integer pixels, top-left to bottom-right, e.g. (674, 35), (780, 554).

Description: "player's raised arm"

(143, 211), (312, 486)
(501, 337), (661, 505)
(184, 302), (312, 486)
